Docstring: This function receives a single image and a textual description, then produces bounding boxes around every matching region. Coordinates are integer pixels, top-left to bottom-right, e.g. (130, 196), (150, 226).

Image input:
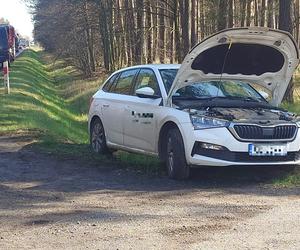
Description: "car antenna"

(216, 38), (233, 97)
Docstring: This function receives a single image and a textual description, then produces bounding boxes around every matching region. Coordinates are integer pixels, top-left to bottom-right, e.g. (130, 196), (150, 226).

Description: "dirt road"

(0, 136), (299, 250)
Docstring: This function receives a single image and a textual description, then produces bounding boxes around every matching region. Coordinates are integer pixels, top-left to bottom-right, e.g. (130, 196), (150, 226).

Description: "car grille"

(233, 124), (297, 141)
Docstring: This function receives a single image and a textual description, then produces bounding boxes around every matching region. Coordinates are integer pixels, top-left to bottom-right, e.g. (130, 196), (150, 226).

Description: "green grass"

(272, 170), (300, 187)
(0, 50), (161, 174)
(0, 50), (89, 143)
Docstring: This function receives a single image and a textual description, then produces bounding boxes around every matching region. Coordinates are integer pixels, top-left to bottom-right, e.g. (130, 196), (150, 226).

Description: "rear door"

(123, 68), (162, 152)
(101, 69), (139, 145)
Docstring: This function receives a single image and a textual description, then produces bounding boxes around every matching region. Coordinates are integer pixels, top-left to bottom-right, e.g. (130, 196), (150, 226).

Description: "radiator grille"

(233, 125), (297, 140)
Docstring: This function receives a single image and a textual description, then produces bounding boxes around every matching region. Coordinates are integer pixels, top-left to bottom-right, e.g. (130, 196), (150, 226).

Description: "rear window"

(102, 73), (119, 92)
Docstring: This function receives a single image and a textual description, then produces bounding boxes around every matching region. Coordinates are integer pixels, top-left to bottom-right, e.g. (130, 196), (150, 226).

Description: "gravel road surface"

(0, 135), (299, 250)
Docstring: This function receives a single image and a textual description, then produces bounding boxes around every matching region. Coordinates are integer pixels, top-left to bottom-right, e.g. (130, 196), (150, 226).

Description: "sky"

(0, 0), (33, 39)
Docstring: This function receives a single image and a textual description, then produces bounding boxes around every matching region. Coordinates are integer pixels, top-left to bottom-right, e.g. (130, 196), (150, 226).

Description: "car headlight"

(190, 115), (230, 130)
(296, 121), (300, 128)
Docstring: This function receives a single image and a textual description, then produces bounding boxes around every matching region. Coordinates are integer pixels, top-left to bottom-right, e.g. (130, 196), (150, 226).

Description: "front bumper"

(181, 124), (300, 167)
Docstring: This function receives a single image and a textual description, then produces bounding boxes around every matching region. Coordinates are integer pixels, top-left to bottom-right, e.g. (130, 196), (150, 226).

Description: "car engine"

(186, 107), (296, 124)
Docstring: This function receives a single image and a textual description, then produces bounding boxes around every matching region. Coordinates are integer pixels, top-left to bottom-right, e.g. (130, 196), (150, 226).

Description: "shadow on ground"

(0, 136), (298, 195)
(0, 135), (299, 232)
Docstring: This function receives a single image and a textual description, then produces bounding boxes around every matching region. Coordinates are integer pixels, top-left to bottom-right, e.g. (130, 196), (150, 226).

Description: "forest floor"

(0, 50), (299, 249)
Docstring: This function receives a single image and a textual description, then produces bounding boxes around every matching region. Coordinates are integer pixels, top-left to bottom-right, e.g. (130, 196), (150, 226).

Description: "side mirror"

(259, 90), (269, 100)
(136, 87), (160, 99)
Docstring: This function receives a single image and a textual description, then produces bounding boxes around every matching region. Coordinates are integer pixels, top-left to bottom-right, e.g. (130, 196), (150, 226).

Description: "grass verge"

(0, 50), (161, 175)
(272, 171), (300, 188)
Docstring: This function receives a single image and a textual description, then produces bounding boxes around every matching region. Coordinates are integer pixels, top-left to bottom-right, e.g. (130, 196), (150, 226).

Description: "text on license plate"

(248, 144), (287, 156)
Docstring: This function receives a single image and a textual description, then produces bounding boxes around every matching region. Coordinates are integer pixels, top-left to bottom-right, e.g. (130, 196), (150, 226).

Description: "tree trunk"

(279, 0), (293, 33)
(98, 1), (111, 71)
(246, 0), (252, 26)
(254, 0), (259, 26)
(190, 0), (197, 47)
(179, 0), (190, 58)
(124, 0), (132, 65)
(279, 0), (294, 103)
(295, 0), (299, 45)
(152, 0), (158, 62)
(136, 0), (144, 64)
(240, 0), (246, 26)
(128, 0), (136, 64)
(116, 0), (126, 68)
(228, 0), (234, 28)
(158, 1), (165, 63)
(199, 0), (205, 39)
(260, 0), (266, 26)
(267, 0), (274, 28)
(145, 0), (152, 63)
(168, 0), (175, 63)
(174, 0), (181, 61)
(218, 0), (227, 30)
(83, 0), (95, 74)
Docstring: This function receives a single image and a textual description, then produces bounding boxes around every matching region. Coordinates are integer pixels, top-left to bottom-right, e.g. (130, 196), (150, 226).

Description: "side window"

(134, 69), (160, 96)
(102, 73), (118, 92)
(112, 69), (139, 95)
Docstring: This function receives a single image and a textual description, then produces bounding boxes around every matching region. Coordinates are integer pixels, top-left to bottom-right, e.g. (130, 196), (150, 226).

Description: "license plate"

(248, 144), (287, 156)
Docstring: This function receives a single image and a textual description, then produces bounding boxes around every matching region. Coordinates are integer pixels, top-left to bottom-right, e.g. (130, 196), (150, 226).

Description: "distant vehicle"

(15, 33), (20, 53)
(0, 27), (8, 65)
(0, 24), (16, 65)
(19, 38), (29, 49)
(89, 27), (300, 180)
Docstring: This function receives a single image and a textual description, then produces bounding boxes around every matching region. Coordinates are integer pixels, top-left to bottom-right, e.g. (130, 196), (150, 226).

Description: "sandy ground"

(0, 135), (299, 250)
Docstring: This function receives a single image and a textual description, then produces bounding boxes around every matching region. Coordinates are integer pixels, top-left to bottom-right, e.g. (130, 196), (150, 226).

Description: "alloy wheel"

(91, 122), (105, 153)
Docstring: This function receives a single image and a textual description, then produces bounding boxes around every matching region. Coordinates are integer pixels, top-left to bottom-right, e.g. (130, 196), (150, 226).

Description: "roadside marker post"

(3, 61), (10, 94)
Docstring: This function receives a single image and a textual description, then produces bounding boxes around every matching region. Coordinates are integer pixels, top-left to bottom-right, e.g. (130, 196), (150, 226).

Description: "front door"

(123, 69), (162, 153)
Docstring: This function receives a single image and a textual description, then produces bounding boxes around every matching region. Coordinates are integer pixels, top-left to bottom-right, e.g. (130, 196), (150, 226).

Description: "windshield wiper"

(230, 96), (264, 103)
(173, 95), (264, 103)
(172, 95), (211, 100)
(202, 96), (263, 103)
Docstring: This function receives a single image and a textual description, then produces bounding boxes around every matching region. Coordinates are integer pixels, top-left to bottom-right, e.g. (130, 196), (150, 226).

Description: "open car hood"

(167, 27), (299, 106)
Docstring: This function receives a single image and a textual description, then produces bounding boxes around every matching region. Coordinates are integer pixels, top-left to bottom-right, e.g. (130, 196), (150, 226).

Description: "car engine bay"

(184, 106), (297, 124)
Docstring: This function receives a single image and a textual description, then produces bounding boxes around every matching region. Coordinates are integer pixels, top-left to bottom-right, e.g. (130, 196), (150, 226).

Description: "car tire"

(166, 128), (190, 180)
(90, 118), (109, 154)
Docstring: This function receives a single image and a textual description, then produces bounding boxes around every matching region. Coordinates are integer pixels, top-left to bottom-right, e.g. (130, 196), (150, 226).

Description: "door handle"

(103, 104), (110, 108)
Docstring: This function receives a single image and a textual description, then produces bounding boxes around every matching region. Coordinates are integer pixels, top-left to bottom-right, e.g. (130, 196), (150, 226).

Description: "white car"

(89, 27), (300, 179)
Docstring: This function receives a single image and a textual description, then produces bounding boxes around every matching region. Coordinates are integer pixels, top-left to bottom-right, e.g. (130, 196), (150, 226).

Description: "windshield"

(159, 69), (178, 93)
(175, 80), (266, 102)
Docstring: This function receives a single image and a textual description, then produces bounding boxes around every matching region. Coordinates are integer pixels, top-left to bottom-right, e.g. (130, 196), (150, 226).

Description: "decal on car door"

(131, 111), (154, 124)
